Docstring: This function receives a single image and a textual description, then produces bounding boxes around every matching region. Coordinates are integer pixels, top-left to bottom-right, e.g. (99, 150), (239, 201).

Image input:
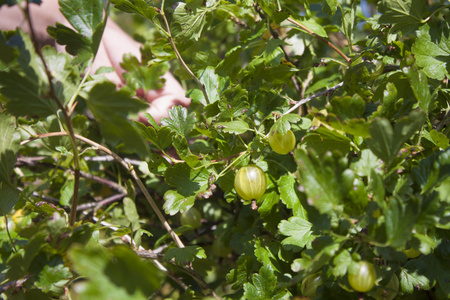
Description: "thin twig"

(24, 2), (81, 226)
(16, 187), (63, 206)
(78, 170), (127, 194)
(83, 155), (143, 165)
(282, 82), (344, 116)
(287, 17), (351, 63)
(436, 109), (450, 132)
(76, 193), (127, 211)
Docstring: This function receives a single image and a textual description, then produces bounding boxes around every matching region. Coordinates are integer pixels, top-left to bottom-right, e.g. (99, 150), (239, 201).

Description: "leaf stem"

(217, 151), (249, 179)
(4, 217), (17, 253)
(66, 61), (93, 115)
(287, 17), (351, 63)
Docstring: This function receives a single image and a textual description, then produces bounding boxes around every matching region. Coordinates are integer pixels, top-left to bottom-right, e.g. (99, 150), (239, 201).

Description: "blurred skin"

(0, 0), (190, 123)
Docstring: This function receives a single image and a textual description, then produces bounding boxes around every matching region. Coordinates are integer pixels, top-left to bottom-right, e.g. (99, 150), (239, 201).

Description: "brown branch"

(287, 17), (351, 63)
(283, 81), (344, 116)
(76, 193), (127, 211)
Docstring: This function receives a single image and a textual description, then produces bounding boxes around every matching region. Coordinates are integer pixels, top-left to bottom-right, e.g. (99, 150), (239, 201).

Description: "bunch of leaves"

(0, 0), (450, 299)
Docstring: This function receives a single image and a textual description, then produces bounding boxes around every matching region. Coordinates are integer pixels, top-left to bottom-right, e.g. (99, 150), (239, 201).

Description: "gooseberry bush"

(0, 0), (450, 299)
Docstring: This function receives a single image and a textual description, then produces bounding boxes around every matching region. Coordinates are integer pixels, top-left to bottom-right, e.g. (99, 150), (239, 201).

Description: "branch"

(24, 2), (81, 226)
(282, 82), (344, 116)
(76, 193), (127, 211)
(287, 17), (351, 63)
(21, 132), (185, 249)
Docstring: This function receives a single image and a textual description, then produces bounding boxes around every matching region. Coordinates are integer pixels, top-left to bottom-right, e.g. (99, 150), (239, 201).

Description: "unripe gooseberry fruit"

(180, 207), (202, 229)
(234, 164), (267, 201)
(268, 129), (296, 154)
(348, 260), (376, 292)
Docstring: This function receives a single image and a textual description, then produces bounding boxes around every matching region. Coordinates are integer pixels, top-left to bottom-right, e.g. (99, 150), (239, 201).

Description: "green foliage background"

(0, 0), (450, 299)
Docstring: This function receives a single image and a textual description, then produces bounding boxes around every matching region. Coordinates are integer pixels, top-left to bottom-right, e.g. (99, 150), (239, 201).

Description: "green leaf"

(219, 84), (249, 120)
(302, 126), (351, 156)
(255, 0), (276, 18)
(0, 113), (20, 183)
(366, 110), (426, 167)
(161, 106), (196, 137)
(279, 217), (314, 250)
(351, 150), (382, 178)
(378, 0), (425, 41)
(59, 0), (104, 42)
(226, 255), (254, 289)
(60, 179), (75, 206)
(215, 120), (249, 134)
(172, 3), (211, 41)
(0, 68), (58, 117)
(216, 46), (243, 80)
(164, 245), (206, 265)
(123, 197), (140, 232)
(324, 0), (338, 15)
(68, 245), (163, 300)
(385, 196), (418, 248)
(294, 149), (344, 215)
(277, 175), (307, 219)
(196, 67), (227, 105)
(243, 265), (290, 300)
(294, 18), (328, 38)
(172, 136), (199, 167)
(412, 147), (450, 194)
(85, 82), (149, 156)
(47, 23), (92, 61)
(332, 250), (352, 277)
(121, 54), (168, 92)
(399, 257), (433, 293)
(329, 95), (365, 120)
(49, 0), (106, 60)
(42, 47), (80, 104)
(35, 263), (71, 292)
(341, 6), (356, 44)
(319, 114), (370, 137)
(254, 239), (282, 273)
(380, 82), (398, 119)
(164, 163), (211, 197)
(163, 190), (195, 216)
(263, 39), (286, 66)
(412, 23), (450, 81)
(0, 183), (19, 216)
(403, 67), (432, 112)
(135, 123), (174, 150)
(429, 130), (450, 149)
(271, 114), (302, 135)
(343, 60), (376, 98)
(36, 115), (72, 153)
(111, 0), (158, 20)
